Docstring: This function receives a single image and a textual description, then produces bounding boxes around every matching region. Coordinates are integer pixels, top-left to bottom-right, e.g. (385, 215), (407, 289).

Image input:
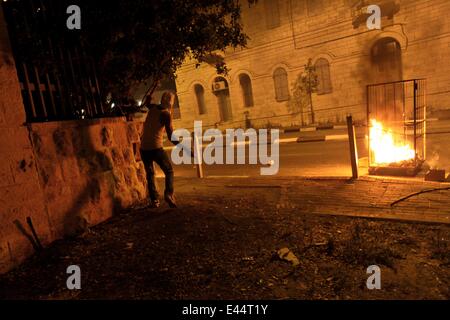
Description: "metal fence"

(3, 0), (107, 122)
(367, 79), (427, 175)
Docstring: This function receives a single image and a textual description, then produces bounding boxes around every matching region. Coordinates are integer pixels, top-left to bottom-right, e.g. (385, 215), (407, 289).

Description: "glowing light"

(369, 119), (415, 165)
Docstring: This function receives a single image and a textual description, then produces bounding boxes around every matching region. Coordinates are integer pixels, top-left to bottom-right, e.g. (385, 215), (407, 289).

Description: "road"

(155, 121), (450, 178)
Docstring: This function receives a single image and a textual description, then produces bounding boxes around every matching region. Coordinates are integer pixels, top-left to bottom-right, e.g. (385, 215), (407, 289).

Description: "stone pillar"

(0, 6), (50, 274)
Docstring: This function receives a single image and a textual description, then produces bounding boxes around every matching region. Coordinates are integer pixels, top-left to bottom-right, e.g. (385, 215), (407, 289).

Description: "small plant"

(289, 58), (319, 125)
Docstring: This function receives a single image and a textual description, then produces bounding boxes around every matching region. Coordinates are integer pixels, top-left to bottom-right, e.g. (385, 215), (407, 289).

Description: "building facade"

(174, 0), (450, 130)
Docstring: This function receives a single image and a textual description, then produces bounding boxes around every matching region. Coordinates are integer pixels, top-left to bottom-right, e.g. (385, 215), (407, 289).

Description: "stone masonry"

(0, 7), (147, 274)
(175, 0), (450, 130)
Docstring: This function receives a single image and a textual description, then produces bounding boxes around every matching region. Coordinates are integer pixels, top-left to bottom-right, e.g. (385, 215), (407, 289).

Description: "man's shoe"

(148, 199), (160, 208)
(164, 193), (177, 208)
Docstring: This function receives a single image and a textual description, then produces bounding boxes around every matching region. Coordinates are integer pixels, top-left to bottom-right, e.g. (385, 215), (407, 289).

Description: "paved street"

(160, 120), (450, 178)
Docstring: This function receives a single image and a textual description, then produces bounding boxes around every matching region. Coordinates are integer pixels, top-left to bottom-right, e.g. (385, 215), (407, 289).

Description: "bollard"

(193, 133), (204, 178)
(347, 115), (359, 179)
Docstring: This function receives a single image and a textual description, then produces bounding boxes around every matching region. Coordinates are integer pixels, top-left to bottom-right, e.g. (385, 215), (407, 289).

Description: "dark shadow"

(31, 120), (132, 242)
(61, 123), (119, 237)
(13, 220), (40, 252)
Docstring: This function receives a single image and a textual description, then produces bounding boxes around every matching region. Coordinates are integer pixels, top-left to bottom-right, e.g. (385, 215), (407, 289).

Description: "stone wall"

(29, 118), (147, 240)
(175, 0), (450, 129)
(1, 115), (148, 274)
(0, 6), (147, 274)
(0, 5), (48, 274)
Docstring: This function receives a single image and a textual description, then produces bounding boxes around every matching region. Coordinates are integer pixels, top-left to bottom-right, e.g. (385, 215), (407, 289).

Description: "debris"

(219, 213), (237, 225)
(276, 248), (300, 266)
(241, 256), (254, 262)
(425, 169), (446, 182)
(280, 232), (292, 239)
(26, 217), (43, 252)
(391, 187), (450, 206)
(126, 242), (134, 250)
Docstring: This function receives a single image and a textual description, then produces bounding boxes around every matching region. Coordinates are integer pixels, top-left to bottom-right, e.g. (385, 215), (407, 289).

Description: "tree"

(6, 0), (255, 105)
(289, 58), (318, 125)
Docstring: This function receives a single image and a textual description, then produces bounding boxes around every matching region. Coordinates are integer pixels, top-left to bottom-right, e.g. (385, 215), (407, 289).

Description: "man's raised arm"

(161, 111), (179, 146)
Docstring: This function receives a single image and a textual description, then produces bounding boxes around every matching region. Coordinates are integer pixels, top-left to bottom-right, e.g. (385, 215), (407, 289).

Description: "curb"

(297, 134), (359, 143)
(282, 118), (448, 134)
(162, 133), (357, 149)
(296, 136), (326, 143)
(283, 124), (350, 133)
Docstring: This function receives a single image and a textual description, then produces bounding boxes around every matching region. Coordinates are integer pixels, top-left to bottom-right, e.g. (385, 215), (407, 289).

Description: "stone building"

(174, 0), (450, 130)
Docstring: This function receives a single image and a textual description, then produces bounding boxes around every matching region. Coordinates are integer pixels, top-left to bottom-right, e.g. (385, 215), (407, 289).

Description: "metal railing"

(3, 0), (108, 123)
(367, 78), (427, 174)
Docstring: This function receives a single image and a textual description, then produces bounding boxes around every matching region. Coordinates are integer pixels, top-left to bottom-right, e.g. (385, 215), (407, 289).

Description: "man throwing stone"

(140, 91), (179, 208)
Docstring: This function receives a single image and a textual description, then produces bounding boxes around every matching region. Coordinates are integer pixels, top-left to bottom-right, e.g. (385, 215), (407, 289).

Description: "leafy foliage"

(5, 0), (253, 102)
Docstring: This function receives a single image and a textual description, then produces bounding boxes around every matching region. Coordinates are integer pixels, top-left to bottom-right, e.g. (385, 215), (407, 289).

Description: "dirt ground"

(0, 185), (449, 300)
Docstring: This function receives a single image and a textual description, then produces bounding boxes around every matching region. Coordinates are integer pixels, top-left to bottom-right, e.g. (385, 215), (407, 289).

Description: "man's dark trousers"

(140, 148), (174, 201)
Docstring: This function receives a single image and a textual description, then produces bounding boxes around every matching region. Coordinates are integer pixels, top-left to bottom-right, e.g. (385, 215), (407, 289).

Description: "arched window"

(273, 67), (289, 101)
(371, 37), (402, 82)
(194, 84), (207, 115)
(314, 58), (332, 95)
(239, 74), (254, 108)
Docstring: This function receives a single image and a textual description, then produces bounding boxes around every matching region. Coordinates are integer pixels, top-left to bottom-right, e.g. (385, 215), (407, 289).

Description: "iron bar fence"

(2, 0), (108, 123)
(367, 79), (426, 176)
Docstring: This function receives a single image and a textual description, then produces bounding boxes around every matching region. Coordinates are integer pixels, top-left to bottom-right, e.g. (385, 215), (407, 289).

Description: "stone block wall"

(0, 6), (49, 274)
(0, 6), (148, 273)
(0, 116), (148, 274)
(28, 118), (147, 240)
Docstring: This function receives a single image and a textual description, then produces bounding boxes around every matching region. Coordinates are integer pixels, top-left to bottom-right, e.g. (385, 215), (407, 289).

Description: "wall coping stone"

(28, 117), (127, 130)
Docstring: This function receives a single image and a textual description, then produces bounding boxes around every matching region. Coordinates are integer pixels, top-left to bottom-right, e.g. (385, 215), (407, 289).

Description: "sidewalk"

(282, 118), (450, 134)
(174, 176), (450, 224)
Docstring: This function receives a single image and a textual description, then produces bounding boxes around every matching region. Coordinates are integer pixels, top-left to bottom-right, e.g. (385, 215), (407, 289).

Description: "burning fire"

(369, 119), (415, 165)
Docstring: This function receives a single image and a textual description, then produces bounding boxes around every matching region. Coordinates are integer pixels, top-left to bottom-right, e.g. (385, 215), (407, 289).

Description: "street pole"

(193, 133), (204, 178)
(347, 115), (359, 180)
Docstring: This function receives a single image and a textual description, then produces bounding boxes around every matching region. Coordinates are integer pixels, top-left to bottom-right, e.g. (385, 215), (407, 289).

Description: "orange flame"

(369, 119), (415, 165)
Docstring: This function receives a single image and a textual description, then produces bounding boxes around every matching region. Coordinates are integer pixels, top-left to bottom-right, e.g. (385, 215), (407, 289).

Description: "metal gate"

(2, 0), (107, 122)
(367, 79), (426, 176)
